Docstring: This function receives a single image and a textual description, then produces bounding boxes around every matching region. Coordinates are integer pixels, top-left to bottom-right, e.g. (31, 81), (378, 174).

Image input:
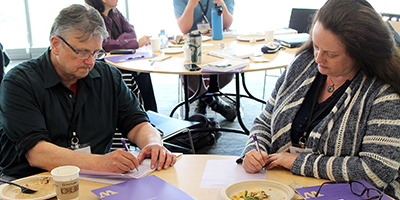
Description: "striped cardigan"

(241, 50), (400, 199)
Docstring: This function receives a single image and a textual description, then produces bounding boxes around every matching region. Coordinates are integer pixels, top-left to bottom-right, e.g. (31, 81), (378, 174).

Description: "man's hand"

(137, 143), (177, 170)
(98, 149), (140, 173)
(242, 149), (268, 173)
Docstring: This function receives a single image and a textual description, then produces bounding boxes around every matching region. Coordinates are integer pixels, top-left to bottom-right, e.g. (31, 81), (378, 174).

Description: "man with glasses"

(0, 4), (176, 180)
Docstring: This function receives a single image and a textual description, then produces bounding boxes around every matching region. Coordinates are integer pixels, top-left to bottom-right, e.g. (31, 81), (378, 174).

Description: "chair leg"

(187, 130), (195, 154)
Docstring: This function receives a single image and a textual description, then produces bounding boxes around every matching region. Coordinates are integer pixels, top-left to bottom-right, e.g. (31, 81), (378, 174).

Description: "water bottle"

(211, 3), (223, 40)
(159, 29), (168, 49)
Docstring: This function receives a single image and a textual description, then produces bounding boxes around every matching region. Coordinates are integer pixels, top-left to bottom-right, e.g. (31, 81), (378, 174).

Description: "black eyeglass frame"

(315, 180), (383, 200)
(57, 35), (106, 60)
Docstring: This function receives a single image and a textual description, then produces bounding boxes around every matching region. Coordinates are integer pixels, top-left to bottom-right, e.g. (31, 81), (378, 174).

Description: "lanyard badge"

(70, 131), (91, 154)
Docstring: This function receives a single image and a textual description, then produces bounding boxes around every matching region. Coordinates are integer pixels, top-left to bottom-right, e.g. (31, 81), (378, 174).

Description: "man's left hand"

(137, 143), (177, 170)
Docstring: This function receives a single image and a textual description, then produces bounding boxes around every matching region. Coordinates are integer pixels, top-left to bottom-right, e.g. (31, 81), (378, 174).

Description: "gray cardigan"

(241, 50), (400, 199)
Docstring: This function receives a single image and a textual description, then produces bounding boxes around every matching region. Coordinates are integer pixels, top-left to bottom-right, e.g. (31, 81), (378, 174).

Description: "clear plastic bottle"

(159, 29), (168, 49)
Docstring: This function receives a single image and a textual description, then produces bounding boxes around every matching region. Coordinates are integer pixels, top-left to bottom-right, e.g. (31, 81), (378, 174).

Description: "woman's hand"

(242, 149), (268, 173)
(264, 152), (298, 170)
(138, 35), (150, 47)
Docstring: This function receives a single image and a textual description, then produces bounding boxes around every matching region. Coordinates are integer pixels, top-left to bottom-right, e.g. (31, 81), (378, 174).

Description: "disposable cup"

(51, 166), (80, 200)
(150, 37), (161, 52)
(265, 29), (275, 43)
(183, 44), (190, 62)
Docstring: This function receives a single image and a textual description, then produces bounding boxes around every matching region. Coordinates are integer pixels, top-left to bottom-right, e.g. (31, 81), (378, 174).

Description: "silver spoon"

(0, 178), (37, 194)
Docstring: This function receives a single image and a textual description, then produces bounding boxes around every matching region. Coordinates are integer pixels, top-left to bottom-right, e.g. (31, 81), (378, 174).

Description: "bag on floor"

(164, 114), (221, 152)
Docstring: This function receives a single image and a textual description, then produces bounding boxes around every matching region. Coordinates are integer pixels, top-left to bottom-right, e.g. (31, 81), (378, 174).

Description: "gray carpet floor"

(152, 69), (282, 156)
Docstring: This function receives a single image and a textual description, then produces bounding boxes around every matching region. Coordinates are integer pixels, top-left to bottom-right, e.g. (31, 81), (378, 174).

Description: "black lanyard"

(56, 90), (80, 149)
(198, 0), (210, 21)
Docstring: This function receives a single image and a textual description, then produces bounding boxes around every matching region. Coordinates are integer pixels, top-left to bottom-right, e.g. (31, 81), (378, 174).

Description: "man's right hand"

(98, 149), (140, 173)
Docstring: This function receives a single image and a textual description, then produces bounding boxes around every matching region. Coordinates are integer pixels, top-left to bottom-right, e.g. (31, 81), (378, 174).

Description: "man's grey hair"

(50, 4), (109, 42)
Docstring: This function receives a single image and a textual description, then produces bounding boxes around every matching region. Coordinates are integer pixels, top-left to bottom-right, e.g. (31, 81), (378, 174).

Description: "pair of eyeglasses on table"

(315, 180), (383, 200)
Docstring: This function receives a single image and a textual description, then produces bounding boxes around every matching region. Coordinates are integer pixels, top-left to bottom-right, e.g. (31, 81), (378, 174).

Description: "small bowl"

(221, 179), (295, 200)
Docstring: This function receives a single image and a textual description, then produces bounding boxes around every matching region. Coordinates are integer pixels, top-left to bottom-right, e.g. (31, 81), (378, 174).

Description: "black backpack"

(164, 114), (221, 153)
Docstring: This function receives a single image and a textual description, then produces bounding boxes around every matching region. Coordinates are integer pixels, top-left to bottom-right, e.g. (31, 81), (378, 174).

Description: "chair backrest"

(288, 8), (318, 33)
(111, 71), (144, 151)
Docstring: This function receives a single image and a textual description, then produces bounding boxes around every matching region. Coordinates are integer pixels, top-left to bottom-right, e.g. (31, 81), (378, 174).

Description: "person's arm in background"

(215, 0), (234, 30)
(102, 9), (149, 52)
(174, 0), (200, 34)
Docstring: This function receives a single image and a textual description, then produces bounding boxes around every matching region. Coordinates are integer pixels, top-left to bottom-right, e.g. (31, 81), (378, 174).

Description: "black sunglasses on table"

(315, 180), (383, 200)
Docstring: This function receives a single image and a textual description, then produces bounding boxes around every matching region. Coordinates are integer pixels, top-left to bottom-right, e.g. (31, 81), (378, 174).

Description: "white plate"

(236, 34), (265, 42)
(168, 42), (184, 48)
(0, 175), (56, 200)
(202, 35), (211, 41)
(168, 35), (210, 48)
(161, 48), (183, 54)
(221, 180), (295, 200)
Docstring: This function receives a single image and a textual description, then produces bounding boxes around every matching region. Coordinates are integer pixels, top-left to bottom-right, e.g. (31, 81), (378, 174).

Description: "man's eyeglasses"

(315, 180), (383, 200)
(57, 36), (106, 60)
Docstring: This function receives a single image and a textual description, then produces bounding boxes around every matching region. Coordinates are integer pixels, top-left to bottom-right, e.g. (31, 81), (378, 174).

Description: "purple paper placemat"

(295, 180), (391, 200)
(91, 175), (196, 200)
(105, 52), (156, 63)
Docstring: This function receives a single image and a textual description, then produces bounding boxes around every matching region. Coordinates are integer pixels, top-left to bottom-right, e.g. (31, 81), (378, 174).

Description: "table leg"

(184, 75), (190, 120)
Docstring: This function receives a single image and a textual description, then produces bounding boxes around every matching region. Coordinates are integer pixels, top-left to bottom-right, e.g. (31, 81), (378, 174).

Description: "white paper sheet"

(199, 160), (267, 188)
(79, 152), (182, 184)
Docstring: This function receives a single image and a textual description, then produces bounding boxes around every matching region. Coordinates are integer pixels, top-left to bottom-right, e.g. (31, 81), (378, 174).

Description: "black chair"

(111, 72), (198, 153)
(288, 8), (318, 33)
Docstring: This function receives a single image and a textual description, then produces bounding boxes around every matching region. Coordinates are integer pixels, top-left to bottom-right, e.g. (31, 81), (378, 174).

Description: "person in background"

(0, 4), (176, 180)
(173, 0), (236, 121)
(0, 42), (10, 84)
(240, 0), (400, 199)
(85, 0), (157, 112)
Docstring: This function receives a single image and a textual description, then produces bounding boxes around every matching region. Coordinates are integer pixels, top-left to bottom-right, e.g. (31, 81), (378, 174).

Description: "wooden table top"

(105, 37), (298, 75)
(40, 154), (328, 200)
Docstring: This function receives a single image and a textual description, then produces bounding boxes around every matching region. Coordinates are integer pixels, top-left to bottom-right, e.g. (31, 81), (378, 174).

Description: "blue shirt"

(0, 48), (149, 178)
(173, 0), (235, 32)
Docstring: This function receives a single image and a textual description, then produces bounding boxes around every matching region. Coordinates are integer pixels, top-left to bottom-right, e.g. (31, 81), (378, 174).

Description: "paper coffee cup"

(150, 37), (161, 52)
(51, 166), (80, 200)
(265, 29), (275, 43)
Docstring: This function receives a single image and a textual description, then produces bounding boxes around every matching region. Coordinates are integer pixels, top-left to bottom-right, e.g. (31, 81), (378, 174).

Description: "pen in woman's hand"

(253, 135), (268, 170)
(121, 139), (139, 172)
(252, 135), (261, 154)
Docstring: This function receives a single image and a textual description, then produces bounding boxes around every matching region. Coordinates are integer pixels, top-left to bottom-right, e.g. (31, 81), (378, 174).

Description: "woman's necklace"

(327, 74), (356, 93)
(327, 76), (337, 93)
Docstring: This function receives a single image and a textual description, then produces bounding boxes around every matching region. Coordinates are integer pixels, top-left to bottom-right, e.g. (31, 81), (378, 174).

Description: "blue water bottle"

(211, 3), (223, 40)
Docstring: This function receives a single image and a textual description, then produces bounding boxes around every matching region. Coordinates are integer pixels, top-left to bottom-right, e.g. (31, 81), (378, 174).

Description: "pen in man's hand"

(121, 139), (139, 171)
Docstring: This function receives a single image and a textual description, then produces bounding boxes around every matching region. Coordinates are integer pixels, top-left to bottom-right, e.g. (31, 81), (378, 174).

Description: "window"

(1, 0), (398, 60)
